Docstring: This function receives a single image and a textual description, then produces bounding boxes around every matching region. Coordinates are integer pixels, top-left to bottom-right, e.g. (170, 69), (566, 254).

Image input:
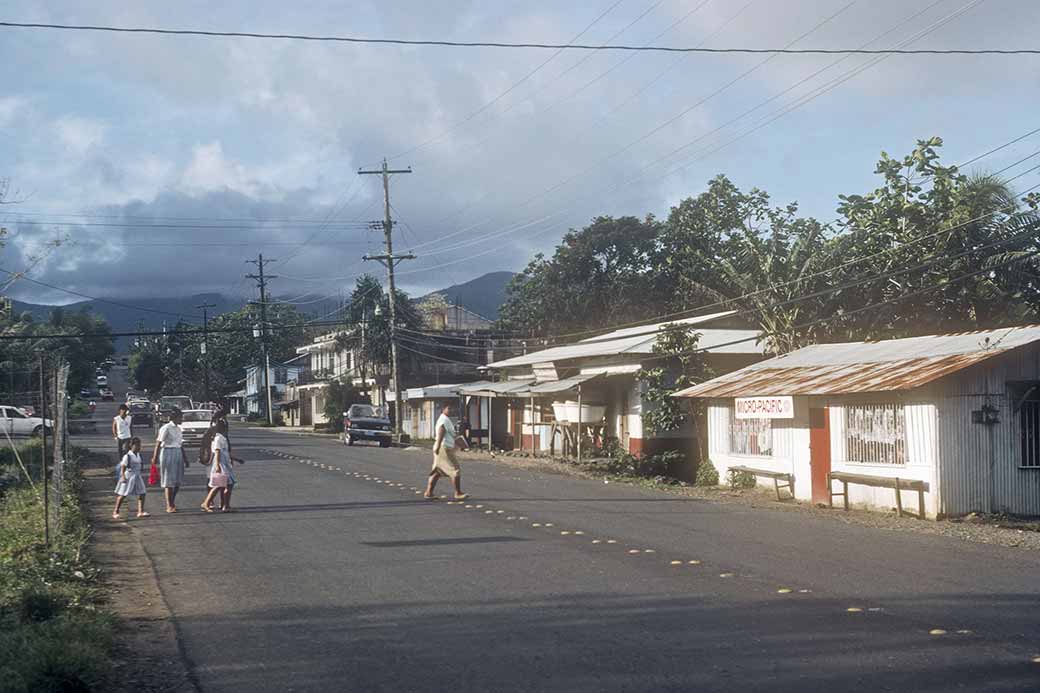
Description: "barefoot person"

(112, 404), (132, 460)
(112, 437), (148, 520)
(152, 408), (188, 513)
(424, 402), (469, 500)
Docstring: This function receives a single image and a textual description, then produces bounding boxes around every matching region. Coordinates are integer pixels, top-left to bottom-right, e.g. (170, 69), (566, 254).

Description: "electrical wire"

(2, 19), (1031, 55)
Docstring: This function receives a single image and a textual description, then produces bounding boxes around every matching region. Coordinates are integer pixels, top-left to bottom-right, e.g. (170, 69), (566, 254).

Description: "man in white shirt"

(424, 402), (469, 500)
(112, 404), (133, 459)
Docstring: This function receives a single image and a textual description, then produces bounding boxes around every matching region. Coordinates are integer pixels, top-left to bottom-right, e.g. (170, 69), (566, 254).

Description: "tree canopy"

(498, 138), (1040, 353)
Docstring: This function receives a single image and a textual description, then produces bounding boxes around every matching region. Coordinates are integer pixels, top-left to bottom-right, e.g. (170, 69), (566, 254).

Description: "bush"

(695, 459), (720, 487)
(16, 588), (67, 624)
(728, 469), (757, 489)
(68, 401), (90, 418)
(0, 611), (114, 692)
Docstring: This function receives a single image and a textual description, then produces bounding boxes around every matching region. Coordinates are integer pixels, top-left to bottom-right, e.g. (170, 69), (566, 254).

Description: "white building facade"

(678, 326), (1040, 518)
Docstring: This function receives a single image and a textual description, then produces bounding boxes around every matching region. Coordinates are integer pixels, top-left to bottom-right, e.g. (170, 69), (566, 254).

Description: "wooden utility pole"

(246, 255), (277, 425)
(38, 352), (49, 547)
(196, 302), (217, 404)
(359, 158), (415, 443)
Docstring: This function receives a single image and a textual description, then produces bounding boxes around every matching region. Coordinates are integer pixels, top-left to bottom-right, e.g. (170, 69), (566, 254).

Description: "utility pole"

(38, 352), (49, 547)
(359, 158), (415, 443)
(196, 302), (216, 404)
(246, 255), (277, 425)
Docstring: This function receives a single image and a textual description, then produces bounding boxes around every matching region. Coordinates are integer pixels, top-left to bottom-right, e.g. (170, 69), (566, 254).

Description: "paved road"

(80, 373), (1040, 691)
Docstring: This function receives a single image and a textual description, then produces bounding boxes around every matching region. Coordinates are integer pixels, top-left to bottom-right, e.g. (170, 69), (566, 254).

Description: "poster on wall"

(734, 396), (794, 419)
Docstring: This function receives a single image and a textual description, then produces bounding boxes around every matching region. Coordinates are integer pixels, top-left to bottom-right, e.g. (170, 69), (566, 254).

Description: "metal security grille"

(1020, 401), (1040, 468)
(844, 403), (906, 465)
(729, 409), (772, 456)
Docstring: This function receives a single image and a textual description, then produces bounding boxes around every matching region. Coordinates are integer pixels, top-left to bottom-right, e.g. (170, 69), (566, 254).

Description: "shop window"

(1020, 401), (1040, 468)
(845, 403), (906, 465)
(729, 409), (772, 456)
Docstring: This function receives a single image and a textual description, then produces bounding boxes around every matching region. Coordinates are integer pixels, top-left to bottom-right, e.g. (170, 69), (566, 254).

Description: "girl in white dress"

(113, 438), (149, 520)
(200, 419), (238, 513)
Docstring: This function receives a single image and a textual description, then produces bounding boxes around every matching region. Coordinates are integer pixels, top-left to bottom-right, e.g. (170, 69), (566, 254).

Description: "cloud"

(2, 0), (1039, 307)
(54, 115), (107, 155)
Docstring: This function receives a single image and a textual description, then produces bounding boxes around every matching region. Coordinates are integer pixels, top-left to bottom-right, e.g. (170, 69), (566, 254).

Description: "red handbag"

(148, 463), (160, 486)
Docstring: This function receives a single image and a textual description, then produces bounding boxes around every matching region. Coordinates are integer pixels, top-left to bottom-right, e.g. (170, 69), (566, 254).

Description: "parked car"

(96, 375), (108, 387)
(79, 388), (92, 398)
(157, 395), (193, 423)
(342, 404), (392, 447)
(0, 405), (53, 438)
(179, 409), (216, 446)
(99, 388), (114, 401)
(129, 401), (154, 429)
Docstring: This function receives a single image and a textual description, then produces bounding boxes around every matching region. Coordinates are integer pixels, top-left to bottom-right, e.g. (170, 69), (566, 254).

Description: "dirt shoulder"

(83, 467), (197, 693)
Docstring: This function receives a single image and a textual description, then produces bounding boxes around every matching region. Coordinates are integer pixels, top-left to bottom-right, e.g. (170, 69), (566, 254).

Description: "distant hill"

(11, 293), (246, 351)
(421, 271), (515, 320)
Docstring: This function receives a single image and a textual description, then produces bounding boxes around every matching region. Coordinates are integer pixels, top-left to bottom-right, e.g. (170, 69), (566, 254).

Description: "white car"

(0, 405), (54, 438)
(179, 409), (215, 446)
(96, 375), (108, 386)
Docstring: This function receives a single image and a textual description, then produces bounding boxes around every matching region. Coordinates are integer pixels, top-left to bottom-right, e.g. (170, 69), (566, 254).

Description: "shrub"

(695, 459), (720, 487)
(16, 588), (67, 624)
(728, 469), (757, 489)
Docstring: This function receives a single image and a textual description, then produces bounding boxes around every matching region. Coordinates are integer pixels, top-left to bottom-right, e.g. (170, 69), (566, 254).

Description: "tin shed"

(675, 325), (1040, 518)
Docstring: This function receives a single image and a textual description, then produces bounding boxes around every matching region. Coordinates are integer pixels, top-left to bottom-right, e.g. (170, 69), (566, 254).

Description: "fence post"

(39, 353), (49, 548)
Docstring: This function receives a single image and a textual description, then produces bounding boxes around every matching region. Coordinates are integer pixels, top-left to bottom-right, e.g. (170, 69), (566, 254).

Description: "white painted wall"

(707, 396), (940, 517)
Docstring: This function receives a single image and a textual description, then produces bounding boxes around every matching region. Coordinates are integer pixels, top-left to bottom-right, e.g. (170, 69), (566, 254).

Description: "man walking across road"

(424, 402), (469, 500)
(112, 403), (132, 460)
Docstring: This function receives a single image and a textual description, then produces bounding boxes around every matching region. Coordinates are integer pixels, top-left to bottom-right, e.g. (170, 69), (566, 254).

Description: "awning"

(526, 373), (600, 395)
(456, 380), (533, 397)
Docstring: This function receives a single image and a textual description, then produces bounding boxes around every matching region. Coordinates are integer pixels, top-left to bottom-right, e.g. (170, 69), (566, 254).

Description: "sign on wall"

(734, 396), (794, 419)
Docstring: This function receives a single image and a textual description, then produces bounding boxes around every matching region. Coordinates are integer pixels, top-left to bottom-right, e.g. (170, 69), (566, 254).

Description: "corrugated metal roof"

(487, 311), (762, 370)
(526, 373), (600, 395)
(675, 324), (1040, 398)
(456, 380), (534, 397)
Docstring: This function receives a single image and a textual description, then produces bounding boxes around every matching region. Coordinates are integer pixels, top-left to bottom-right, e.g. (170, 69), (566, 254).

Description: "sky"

(1, 0), (1039, 308)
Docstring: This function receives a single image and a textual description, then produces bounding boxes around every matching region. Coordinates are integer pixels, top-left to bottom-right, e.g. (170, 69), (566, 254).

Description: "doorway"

(809, 408), (832, 505)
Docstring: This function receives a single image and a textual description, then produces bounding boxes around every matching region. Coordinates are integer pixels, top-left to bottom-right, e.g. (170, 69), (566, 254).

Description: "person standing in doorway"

(152, 408), (188, 513)
(424, 402), (469, 500)
(112, 404), (132, 460)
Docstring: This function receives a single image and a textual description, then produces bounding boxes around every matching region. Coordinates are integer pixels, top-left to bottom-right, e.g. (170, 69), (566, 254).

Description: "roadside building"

(675, 325), (1040, 518)
(386, 383), (466, 442)
(244, 360), (304, 419)
(479, 311), (766, 475)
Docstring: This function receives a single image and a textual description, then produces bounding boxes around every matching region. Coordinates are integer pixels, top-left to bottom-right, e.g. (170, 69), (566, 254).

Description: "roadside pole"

(247, 256), (277, 425)
(359, 158), (415, 444)
(38, 352), (49, 548)
(196, 302), (216, 404)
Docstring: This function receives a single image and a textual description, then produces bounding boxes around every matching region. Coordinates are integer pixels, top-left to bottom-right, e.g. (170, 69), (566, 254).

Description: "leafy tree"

(498, 216), (667, 335)
(130, 346), (164, 392)
(636, 326), (712, 436)
(322, 380), (370, 432)
(830, 138), (1040, 338)
(203, 303), (310, 396)
(335, 275), (422, 385)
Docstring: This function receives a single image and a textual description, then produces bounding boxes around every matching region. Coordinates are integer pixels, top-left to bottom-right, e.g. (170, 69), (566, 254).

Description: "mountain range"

(9, 271), (515, 347)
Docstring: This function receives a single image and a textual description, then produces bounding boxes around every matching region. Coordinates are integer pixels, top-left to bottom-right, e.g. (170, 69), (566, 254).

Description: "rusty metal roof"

(675, 324), (1040, 398)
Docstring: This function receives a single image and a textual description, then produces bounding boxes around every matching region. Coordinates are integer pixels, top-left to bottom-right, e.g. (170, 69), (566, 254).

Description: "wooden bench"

(729, 465), (795, 501)
(828, 471), (929, 520)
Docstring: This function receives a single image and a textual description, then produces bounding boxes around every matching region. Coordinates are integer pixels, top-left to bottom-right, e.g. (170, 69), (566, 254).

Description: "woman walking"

(112, 437), (148, 519)
(152, 408), (188, 513)
(112, 403), (132, 460)
(200, 419), (237, 513)
(424, 402), (469, 500)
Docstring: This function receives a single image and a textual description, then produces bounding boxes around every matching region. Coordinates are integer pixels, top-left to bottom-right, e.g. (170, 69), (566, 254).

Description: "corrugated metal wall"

(931, 345), (1040, 516)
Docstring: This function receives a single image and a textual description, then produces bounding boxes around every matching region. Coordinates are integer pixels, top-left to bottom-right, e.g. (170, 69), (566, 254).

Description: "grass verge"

(0, 442), (115, 692)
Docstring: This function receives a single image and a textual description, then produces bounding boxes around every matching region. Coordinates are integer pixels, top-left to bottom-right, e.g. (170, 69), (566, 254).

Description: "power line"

(2, 20), (1033, 55)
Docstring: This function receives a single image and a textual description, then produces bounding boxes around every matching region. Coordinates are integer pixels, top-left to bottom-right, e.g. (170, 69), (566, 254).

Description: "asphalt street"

(80, 369), (1040, 691)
